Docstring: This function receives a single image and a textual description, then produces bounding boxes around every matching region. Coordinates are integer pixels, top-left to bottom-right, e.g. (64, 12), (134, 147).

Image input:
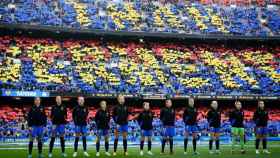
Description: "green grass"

(0, 142), (280, 158)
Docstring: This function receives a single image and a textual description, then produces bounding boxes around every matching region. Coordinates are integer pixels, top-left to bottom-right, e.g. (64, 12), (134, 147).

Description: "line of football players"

(27, 95), (270, 158)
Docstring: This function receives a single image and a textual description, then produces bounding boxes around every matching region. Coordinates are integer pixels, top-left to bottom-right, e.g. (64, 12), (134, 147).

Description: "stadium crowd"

(0, 0), (280, 36)
(0, 36), (279, 95)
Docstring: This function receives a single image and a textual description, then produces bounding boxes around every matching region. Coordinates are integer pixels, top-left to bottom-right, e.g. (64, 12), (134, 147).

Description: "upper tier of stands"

(0, 0), (280, 36)
(0, 35), (279, 95)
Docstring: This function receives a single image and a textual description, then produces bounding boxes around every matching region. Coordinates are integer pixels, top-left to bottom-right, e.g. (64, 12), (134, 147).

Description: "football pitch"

(0, 142), (279, 158)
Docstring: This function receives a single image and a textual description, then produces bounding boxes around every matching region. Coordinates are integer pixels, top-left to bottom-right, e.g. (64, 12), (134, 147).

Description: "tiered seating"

(0, 0), (280, 36)
(0, 36), (279, 95)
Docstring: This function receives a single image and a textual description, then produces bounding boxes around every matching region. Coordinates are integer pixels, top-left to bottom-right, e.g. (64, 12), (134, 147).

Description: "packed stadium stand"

(0, 0), (280, 36)
(0, 35), (279, 95)
(1, 0), (280, 150)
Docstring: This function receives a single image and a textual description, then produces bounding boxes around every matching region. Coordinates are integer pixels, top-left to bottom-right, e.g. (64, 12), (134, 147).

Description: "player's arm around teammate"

(253, 100), (270, 154)
(112, 95), (129, 156)
(27, 97), (47, 158)
(207, 100), (221, 154)
(48, 96), (67, 158)
(183, 97), (199, 155)
(95, 100), (111, 157)
(72, 96), (89, 157)
(160, 99), (175, 155)
(138, 102), (154, 156)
